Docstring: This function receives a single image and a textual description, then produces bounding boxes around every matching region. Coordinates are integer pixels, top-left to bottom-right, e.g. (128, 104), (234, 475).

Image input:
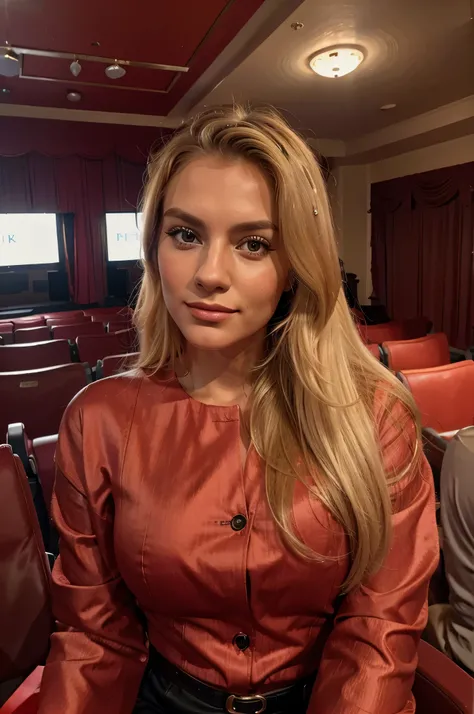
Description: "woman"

(38, 106), (438, 714)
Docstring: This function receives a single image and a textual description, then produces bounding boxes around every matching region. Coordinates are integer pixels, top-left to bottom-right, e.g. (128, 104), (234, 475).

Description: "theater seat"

(400, 361), (474, 491)
(45, 315), (90, 328)
(76, 331), (136, 367)
(0, 363), (92, 441)
(0, 340), (73, 372)
(97, 353), (138, 379)
(14, 327), (51, 344)
(83, 306), (130, 317)
(11, 317), (45, 329)
(383, 333), (450, 372)
(413, 640), (474, 714)
(0, 446), (52, 698)
(367, 343), (382, 360)
(0, 323), (14, 345)
(358, 321), (407, 344)
(42, 310), (84, 321)
(107, 318), (133, 333)
(51, 321), (104, 340)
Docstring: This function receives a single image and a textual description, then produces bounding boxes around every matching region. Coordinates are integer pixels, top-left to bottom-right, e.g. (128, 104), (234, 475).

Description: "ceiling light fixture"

(0, 46), (20, 77)
(70, 59), (82, 77)
(66, 90), (82, 102)
(105, 62), (126, 79)
(309, 47), (365, 79)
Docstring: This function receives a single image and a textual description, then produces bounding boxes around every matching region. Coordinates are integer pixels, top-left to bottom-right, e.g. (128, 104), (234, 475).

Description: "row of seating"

(0, 354), (137, 444)
(1, 444), (471, 714)
(0, 329), (136, 372)
(356, 314), (433, 344)
(367, 332), (451, 372)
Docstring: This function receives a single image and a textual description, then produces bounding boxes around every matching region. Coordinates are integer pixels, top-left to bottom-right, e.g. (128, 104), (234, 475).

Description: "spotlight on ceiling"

(309, 47), (365, 79)
(70, 59), (82, 77)
(105, 62), (126, 79)
(67, 91), (82, 102)
(0, 47), (20, 77)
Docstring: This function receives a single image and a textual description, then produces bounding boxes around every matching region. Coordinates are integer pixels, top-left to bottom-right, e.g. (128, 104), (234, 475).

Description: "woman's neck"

(178, 335), (264, 408)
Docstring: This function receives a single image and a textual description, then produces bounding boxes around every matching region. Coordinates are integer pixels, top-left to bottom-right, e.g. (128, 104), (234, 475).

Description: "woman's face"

(158, 155), (290, 353)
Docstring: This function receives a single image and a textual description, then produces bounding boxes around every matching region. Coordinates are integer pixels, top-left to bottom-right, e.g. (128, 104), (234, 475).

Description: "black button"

(230, 514), (247, 531)
(233, 633), (250, 651)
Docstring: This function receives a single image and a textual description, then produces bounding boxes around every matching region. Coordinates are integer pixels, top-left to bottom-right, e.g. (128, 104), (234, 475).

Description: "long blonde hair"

(135, 105), (420, 590)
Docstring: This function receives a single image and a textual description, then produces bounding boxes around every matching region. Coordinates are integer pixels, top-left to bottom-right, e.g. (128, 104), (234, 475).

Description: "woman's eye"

(239, 238), (271, 256)
(166, 227), (199, 245)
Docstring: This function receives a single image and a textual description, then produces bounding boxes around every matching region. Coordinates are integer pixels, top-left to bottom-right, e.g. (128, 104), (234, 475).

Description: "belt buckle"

(226, 694), (267, 713)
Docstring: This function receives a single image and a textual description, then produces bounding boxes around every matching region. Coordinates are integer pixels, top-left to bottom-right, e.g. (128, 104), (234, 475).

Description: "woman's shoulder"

(62, 368), (175, 430)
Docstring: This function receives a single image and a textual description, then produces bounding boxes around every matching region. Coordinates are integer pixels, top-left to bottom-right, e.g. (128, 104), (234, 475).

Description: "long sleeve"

(38, 391), (148, 714)
(309, 401), (439, 714)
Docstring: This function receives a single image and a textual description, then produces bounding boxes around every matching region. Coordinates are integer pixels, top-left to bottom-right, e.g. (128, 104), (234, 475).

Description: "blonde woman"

(38, 106), (438, 714)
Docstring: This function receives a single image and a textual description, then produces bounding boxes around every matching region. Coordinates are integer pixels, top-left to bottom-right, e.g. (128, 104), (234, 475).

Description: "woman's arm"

(308, 402), (439, 714)
(38, 393), (148, 714)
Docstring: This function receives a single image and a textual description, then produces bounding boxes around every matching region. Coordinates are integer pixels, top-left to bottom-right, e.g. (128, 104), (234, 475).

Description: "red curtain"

(0, 116), (170, 304)
(371, 163), (474, 348)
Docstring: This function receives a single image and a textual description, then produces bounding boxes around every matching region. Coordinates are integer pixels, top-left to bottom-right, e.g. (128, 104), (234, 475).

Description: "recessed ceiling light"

(380, 103), (397, 110)
(310, 47), (365, 79)
(67, 91), (82, 102)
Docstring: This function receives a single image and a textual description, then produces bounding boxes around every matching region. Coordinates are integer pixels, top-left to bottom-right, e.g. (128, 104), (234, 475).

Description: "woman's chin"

(180, 325), (246, 352)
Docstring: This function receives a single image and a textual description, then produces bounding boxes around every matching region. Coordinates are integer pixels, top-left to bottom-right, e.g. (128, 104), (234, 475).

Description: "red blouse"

(38, 371), (438, 714)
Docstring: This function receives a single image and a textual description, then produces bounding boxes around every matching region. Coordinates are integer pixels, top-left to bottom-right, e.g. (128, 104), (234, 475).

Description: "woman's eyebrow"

(163, 207), (278, 233)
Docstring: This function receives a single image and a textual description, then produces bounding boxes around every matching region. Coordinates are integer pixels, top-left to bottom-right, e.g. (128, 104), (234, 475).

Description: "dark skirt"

(133, 647), (313, 714)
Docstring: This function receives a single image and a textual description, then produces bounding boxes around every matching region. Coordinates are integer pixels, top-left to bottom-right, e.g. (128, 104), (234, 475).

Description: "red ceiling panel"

(0, 0), (267, 116)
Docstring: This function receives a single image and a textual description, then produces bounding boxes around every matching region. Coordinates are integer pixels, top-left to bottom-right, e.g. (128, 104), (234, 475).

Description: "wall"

(329, 163), (372, 303)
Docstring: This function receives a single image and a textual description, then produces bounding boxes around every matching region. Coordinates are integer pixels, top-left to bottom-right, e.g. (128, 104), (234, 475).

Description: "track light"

(0, 47), (20, 77)
(105, 62), (126, 79)
(70, 59), (82, 77)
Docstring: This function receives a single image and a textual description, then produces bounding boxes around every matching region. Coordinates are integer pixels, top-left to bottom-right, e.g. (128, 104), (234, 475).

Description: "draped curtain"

(371, 163), (474, 348)
(0, 116), (170, 305)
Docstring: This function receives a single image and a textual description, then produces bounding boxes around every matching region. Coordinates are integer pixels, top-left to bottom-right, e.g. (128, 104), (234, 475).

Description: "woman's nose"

(194, 242), (231, 293)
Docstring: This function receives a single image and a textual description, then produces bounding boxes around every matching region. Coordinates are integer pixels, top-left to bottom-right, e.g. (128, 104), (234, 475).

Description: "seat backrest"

(0, 340), (72, 372)
(0, 363), (91, 440)
(42, 310), (84, 320)
(367, 343), (382, 360)
(32, 435), (58, 513)
(107, 319), (133, 333)
(0, 323), (14, 345)
(97, 352), (138, 379)
(76, 332), (132, 366)
(0, 446), (52, 682)
(45, 315), (90, 328)
(11, 317), (45, 329)
(359, 321), (407, 344)
(14, 327), (51, 344)
(413, 640), (474, 714)
(83, 306), (130, 317)
(91, 313), (130, 324)
(51, 321), (104, 340)
(400, 361), (474, 432)
(384, 333), (450, 372)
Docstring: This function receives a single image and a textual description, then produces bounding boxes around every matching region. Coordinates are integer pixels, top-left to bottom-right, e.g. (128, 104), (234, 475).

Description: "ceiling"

(196, 0), (474, 142)
(0, 0), (289, 115)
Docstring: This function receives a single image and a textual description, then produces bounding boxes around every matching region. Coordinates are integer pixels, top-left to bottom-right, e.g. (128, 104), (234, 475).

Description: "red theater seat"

(42, 310), (84, 321)
(0, 446), (52, 694)
(413, 640), (474, 714)
(83, 306), (129, 317)
(0, 340), (72, 372)
(45, 315), (90, 328)
(51, 321), (104, 340)
(11, 317), (45, 329)
(107, 318), (133, 333)
(367, 343), (382, 360)
(358, 321), (406, 344)
(0, 323), (13, 345)
(97, 353), (138, 379)
(383, 333), (450, 372)
(91, 312), (130, 323)
(0, 363), (91, 440)
(76, 331), (136, 366)
(14, 327), (51, 344)
(400, 361), (474, 489)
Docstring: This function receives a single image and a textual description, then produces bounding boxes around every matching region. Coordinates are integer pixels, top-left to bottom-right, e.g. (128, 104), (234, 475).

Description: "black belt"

(148, 646), (314, 714)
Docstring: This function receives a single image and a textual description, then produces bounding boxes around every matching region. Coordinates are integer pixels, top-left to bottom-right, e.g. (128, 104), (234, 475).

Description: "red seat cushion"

(0, 340), (71, 372)
(14, 327), (51, 344)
